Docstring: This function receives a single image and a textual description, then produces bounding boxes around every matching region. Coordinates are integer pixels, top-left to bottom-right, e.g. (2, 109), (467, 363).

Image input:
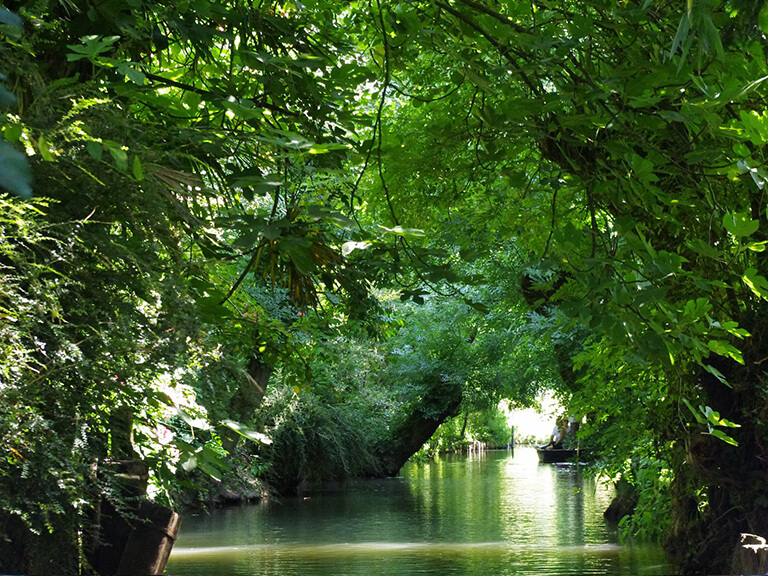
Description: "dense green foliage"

(5, 0), (768, 574)
(359, 2), (768, 571)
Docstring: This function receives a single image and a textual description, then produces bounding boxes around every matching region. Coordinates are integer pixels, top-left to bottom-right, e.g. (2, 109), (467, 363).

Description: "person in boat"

(542, 420), (564, 450)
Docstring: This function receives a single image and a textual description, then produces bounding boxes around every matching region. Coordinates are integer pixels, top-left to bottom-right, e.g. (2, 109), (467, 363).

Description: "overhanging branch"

(144, 72), (297, 117)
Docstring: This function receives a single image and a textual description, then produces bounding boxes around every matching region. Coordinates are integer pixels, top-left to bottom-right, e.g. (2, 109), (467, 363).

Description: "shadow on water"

(165, 447), (675, 576)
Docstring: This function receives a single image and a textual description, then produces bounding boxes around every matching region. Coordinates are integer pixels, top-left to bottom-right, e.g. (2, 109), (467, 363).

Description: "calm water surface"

(165, 447), (674, 576)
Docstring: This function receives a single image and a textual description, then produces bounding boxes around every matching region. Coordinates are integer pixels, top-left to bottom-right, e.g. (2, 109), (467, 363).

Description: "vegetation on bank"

(3, 1), (768, 574)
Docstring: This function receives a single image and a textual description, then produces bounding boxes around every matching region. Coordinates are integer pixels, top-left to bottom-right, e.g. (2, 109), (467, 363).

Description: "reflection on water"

(165, 447), (674, 576)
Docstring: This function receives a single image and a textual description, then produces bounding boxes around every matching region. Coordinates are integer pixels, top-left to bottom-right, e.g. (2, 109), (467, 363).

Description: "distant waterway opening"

(166, 447), (674, 575)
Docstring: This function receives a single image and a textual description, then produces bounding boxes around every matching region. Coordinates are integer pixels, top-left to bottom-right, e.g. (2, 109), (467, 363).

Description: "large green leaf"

(723, 212), (759, 237)
(221, 419), (272, 444)
(0, 143), (32, 198)
(742, 268), (768, 300)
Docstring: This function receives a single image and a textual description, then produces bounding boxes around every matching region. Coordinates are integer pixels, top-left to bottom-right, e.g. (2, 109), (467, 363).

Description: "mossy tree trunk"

(376, 381), (463, 476)
(664, 316), (768, 575)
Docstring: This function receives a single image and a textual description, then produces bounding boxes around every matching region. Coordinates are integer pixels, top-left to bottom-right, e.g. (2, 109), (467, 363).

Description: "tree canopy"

(3, 1), (768, 574)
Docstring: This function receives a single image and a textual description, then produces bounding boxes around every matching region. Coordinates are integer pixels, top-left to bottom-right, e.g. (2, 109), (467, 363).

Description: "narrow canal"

(165, 447), (674, 576)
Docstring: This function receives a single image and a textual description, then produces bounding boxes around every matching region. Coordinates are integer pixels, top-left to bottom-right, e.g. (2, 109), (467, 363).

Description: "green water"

(165, 447), (674, 576)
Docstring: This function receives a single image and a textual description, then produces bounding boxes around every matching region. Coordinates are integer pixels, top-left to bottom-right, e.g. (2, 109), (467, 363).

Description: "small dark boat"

(536, 447), (578, 463)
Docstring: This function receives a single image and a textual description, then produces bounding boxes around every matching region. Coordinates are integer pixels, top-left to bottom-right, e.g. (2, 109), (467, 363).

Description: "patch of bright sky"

(500, 390), (561, 443)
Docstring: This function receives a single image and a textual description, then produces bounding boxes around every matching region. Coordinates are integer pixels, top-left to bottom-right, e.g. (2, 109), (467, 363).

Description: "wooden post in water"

(88, 460), (181, 575)
(116, 501), (181, 575)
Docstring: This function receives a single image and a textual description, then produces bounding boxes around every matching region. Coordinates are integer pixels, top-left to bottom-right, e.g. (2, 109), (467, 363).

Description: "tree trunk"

(459, 411), (469, 439)
(664, 335), (768, 575)
(376, 383), (463, 476)
(220, 355), (273, 454)
(233, 355), (272, 417)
